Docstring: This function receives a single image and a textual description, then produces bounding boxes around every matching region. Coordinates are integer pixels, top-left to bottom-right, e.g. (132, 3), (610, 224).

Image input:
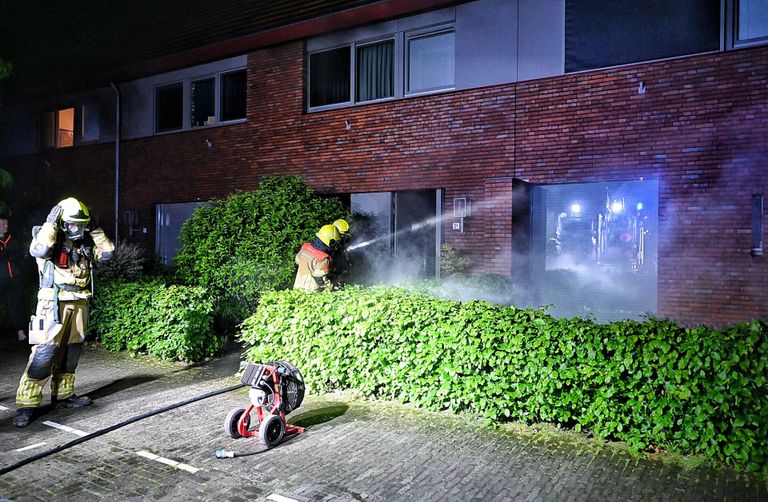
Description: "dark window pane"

(38, 111), (55, 149)
(565, 0), (720, 72)
(156, 83), (183, 132)
(191, 78), (215, 127)
(221, 70), (246, 121)
(357, 40), (394, 102)
(309, 47), (350, 107)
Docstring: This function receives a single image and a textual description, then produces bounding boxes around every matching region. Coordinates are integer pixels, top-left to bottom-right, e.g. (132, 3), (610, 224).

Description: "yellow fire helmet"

(333, 218), (350, 237)
(316, 224), (341, 247)
(58, 197), (91, 223)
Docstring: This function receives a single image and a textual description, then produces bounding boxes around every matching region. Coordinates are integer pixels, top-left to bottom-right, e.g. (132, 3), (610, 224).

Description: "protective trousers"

(16, 299), (88, 408)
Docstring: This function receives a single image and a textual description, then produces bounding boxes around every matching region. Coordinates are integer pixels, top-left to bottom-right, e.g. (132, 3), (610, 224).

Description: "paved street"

(0, 339), (765, 501)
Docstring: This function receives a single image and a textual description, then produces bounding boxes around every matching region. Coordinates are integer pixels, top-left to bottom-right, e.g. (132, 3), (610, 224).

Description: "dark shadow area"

(85, 375), (160, 401)
(291, 403), (349, 428)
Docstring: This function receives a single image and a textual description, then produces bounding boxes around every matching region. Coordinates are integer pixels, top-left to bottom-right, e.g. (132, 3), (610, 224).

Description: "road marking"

(136, 450), (200, 473)
(42, 421), (88, 437)
(14, 442), (47, 452)
(267, 494), (299, 502)
(0, 405), (9, 410)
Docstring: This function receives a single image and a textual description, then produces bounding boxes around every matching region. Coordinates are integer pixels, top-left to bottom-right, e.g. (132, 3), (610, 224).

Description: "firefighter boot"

(13, 408), (35, 428)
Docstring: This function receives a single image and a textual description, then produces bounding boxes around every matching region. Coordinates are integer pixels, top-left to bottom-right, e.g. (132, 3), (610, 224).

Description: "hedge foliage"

(240, 286), (768, 470)
(90, 277), (222, 363)
(174, 175), (346, 330)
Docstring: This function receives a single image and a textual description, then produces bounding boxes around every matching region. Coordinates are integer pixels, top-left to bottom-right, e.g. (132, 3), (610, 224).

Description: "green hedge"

(174, 175), (347, 330)
(90, 278), (223, 363)
(240, 286), (768, 470)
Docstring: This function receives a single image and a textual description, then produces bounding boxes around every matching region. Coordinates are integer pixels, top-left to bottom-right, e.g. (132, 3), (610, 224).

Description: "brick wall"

(4, 41), (766, 326)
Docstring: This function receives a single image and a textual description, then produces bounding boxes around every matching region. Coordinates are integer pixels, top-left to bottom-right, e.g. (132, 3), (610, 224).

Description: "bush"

(240, 286), (768, 471)
(94, 242), (146, 281)
(90, 277), (222, 363)
(439, 243), (471, 277)
(174, 175), (346, 330)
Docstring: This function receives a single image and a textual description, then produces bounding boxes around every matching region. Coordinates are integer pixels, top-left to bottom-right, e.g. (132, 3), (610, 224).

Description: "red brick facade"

(6, 41), (767, 326)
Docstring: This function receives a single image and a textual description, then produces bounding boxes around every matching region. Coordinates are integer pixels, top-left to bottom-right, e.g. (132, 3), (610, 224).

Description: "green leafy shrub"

(94, 242), (146, 281)
(174, 175), (346, 330)
(240, 286), (768, 471)
(440, 243), (471, 277)
(90, 277), (222, 363)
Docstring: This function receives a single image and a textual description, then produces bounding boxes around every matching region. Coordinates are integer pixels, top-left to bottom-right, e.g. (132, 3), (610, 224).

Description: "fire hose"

(0, 382), (245, 477)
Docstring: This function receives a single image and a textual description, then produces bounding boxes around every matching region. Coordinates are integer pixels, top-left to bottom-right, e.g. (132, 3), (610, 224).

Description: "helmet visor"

(64, 222), (86, 240)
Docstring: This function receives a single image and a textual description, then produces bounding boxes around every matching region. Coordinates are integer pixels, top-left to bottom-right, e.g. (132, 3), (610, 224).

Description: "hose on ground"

(0, 382), (245, 476)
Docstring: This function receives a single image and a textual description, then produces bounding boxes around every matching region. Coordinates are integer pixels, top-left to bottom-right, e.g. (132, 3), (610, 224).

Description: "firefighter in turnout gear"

(13, 198), (114, 428)
(330, 218), (352, 283)
(293, 224), (340, 292)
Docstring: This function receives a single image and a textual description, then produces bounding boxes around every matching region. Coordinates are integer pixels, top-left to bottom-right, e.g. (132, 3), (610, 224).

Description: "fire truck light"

(570, 203), (581, 214)
(611, 201), (623, 213)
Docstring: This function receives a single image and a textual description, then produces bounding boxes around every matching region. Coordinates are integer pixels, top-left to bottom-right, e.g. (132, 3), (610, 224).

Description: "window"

(565, 0), (720, 72)
(191, 77), (215, 127)
(155, 68), (246, 133)
(81, 104), (100, 142)
(357, 40), (394, 102)
(38, 108), (74, 149)
(736, 0), (768, 45)
(309, 47), (351, 108)
(308, 24), (454, 111)
(530, 179), (659, 322)
(156, 83), (183, 132)
(406, 30), (454, 94)
(220, 69), (246, 122)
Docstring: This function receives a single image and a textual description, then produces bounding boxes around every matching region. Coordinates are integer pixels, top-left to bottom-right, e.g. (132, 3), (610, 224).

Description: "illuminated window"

(38, 107), (74, 149)
(530, 179), (659, 321)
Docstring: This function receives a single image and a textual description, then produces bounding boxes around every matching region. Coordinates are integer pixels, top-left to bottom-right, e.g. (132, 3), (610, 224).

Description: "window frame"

(307, 22), (454, 113)
(190, 75), (216, 128)
(726, 0), (768, 49)
(37, 107), (76, 150)
(154, 67), (247, 135)
(355, 37), (397, 105)
(308, 44), (354, 110)
(219, 68), (247, 123)
(155, 81), (184, 133)
(404, 26), (456, 97)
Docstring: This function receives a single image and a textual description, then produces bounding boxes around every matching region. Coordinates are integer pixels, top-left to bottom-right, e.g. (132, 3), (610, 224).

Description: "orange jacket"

(293, 242), (333, 292)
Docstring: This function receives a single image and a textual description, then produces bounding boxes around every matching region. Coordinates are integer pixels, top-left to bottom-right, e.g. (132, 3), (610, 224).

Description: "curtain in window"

(357, 40), (393, 102)
(221, 70), (246, 121)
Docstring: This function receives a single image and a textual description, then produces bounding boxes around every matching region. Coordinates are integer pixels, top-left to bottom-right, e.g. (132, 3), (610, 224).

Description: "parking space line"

(14, 442), (47, 452)
(267, 494), (299, 502)
(42, 420), (89, 437)
(136, 450), (200, 473)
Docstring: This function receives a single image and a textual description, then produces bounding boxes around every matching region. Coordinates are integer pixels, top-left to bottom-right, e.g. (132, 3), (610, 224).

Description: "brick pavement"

(0, 340), (765, 501)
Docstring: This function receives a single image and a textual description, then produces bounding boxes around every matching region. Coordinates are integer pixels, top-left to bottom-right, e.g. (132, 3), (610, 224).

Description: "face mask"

(64, 222), (87, 240)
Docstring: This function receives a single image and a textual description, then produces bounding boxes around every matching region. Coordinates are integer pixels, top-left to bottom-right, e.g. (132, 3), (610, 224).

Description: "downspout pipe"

(110, 82), (120, 244)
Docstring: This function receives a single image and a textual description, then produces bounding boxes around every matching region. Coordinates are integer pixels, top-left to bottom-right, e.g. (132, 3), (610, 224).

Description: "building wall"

(3, 41), (766, 326)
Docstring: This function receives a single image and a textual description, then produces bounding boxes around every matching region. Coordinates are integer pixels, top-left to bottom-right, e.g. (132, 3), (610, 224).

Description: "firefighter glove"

(46, 205), (63, 224)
